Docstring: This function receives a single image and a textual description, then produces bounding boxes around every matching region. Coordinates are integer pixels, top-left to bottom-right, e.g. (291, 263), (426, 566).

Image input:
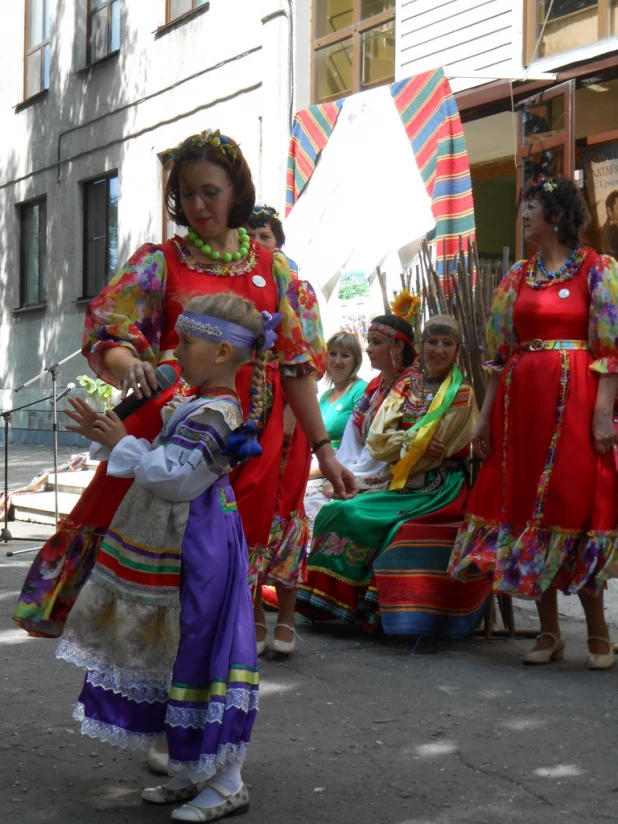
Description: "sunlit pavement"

(2, 521), (618, 824)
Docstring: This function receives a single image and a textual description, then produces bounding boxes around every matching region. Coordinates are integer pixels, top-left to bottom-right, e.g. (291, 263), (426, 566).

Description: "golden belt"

(516, 339), (589, 352)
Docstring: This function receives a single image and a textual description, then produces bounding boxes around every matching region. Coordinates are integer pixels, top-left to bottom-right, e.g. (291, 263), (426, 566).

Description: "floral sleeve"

(484, 261), (525, 371)
(588, 254), (618, 374)
(271, 251), (323, 378)
(82, 244), (167, 387)
(289, 276), (327, 380)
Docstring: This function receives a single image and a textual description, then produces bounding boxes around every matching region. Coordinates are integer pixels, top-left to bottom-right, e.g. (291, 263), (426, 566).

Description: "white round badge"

(252, 275), (266, 288)
(558, 288), (570, 299)
(335, 404), (343, 412)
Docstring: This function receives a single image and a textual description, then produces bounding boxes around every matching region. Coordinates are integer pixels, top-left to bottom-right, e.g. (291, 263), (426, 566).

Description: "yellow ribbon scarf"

(389, 365), (463, 490)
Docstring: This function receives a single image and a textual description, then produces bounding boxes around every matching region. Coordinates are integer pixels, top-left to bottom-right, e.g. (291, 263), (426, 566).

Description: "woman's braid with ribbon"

(175, 294), (283, 466)
(226, 310), (283, 465)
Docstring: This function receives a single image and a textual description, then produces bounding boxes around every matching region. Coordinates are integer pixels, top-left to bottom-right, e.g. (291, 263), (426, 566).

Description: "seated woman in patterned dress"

(297, 315), (479, 629)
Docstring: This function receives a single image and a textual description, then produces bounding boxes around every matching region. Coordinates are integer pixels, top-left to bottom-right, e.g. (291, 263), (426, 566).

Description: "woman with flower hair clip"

(13, 132), (356, 646)
(450, 175), (618, 670)
(246, 204), (326, 653)
(58, 292), (276, 821)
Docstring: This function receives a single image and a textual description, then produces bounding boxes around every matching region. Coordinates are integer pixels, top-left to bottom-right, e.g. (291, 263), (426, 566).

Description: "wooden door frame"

(515, 79), (576, 258)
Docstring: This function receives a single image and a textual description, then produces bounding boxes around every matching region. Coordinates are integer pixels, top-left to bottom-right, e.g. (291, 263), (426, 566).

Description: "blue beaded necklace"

(526, 246), (585, 290)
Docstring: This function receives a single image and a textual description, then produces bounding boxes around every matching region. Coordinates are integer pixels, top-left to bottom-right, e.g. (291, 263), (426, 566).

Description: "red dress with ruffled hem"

(450, 250), (618, 598)
(12, 239), (302, 636)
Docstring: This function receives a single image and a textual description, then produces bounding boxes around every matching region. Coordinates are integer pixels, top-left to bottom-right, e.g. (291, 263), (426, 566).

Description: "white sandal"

(171, 782), (250, 821)
(587, 636), (615, 670)
(268, 623), (299, 655)
(522, 632), (565, 665)
(142, 782), (202, 805)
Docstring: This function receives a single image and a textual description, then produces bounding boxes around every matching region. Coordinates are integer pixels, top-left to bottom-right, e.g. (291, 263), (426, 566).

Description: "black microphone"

(111, 364), (177, 421)
(55, 382), (76, 403)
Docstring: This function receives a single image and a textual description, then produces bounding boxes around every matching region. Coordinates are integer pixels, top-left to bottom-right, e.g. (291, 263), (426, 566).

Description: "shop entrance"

(464, 111), (517, 267)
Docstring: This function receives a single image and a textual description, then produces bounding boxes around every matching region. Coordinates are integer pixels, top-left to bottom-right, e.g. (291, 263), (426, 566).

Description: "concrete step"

(13, 491), (81, 525)
(45, 469), (97, 495)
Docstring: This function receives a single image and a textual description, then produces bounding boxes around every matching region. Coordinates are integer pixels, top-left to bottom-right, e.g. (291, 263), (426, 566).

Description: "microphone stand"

(1, 394), (57, 553)
(4, 349), (82, 556)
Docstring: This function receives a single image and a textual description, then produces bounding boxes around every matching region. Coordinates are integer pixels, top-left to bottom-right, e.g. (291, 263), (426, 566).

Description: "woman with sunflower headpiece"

(296, 309), (479, 629)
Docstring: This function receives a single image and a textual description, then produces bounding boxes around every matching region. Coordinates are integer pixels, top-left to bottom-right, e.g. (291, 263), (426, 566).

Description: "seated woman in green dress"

(296, 315), (479, 628)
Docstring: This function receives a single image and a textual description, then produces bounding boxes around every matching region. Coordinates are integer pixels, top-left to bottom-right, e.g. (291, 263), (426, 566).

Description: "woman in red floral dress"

(13, 132), (355, 640)
(450, 176), (618, 669)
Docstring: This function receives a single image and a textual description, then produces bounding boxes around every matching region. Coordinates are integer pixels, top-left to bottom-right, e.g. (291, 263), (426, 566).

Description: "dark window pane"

(85, 179), (107, 295)
(108, 176), (119, 278)
(111, 0), (121, 51)
(315, 38), (353, 103)
(86, 238), (106, 297)
(28, 0), (44, 48)
(84, 175), (118, 295)
(24, 205), (40, 305)
(169, 0), (193, 20)
(541, 0), (596, 21)
(39, 201), (48, 302)
(315, 0), (353, 37)
(22, 201), (47, 305)
(87, 180), (107, 243)
(361, 21), (395, 89)
(521, 96), (565, 146)
(26, 49), (42, 97)
(91, 0), (107, 6)
(361, 0), (395, 19)
(90, 7), (109, 62)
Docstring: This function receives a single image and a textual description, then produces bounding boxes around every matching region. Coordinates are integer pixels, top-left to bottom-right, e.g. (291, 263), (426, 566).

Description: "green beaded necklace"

(187, 226), (250, 263)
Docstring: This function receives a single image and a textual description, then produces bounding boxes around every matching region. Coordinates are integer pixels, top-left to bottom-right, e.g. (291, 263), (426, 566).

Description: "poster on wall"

(581, 143), (618, 258)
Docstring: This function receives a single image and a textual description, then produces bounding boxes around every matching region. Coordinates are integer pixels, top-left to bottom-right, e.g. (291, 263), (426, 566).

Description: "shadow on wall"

(1, 0), (136, 446)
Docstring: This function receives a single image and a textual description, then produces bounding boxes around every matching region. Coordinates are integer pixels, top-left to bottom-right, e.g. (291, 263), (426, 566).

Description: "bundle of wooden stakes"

(376, 239), (510, 407)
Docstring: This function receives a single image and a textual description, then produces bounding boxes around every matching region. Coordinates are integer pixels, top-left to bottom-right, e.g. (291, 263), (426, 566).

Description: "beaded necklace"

(525, 246), (586, 290)
(187, 226), (250, 263)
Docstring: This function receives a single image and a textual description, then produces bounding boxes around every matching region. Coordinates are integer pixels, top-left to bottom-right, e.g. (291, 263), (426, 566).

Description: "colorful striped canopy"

(285, 68), (475, 269)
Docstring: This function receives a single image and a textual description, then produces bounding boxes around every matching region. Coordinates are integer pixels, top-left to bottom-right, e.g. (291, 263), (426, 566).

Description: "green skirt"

(297, 465), (465, 623)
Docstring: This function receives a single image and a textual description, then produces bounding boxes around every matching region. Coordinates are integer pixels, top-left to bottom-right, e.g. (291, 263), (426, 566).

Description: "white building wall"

(0, 0), (297, 444)
(396, 0), (523, 92)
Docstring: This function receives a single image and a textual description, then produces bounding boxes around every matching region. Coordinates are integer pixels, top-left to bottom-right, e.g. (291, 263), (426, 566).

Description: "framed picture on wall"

(581, 143), (618, 259)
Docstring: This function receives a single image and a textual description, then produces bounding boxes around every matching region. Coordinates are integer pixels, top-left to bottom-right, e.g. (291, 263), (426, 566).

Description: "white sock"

(164, 775), (194, 790)
(190, 762), (242, 808)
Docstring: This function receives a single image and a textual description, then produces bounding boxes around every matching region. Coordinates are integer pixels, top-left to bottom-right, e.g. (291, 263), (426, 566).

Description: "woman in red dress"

(247, 205), (326, 655)
(449, 176), (618, 669)
(13, 131), (355, 641)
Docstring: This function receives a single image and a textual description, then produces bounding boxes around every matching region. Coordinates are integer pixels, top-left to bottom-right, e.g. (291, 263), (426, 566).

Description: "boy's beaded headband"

(176, 310), (283, 351)
(166, 129), (238, 163)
